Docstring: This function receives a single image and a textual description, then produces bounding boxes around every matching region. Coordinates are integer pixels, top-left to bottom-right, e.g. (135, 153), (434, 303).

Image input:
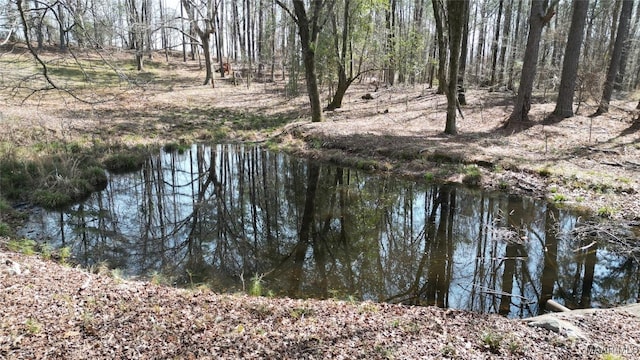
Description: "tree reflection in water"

(21, 144), (640, 317)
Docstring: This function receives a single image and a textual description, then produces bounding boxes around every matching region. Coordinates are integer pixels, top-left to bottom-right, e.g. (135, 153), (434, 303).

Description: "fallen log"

(545, 299), (571, 313)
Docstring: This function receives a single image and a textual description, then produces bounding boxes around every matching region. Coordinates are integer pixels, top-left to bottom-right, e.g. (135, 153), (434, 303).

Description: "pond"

(20, 144), (640, 318)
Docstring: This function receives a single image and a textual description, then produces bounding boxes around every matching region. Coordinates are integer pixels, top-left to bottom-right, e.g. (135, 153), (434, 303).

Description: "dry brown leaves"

(2, 249), (640, 359)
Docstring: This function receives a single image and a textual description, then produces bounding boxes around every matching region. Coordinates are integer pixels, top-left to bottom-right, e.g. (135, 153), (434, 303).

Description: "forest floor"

(2, 247), (640, 359)
(1, 51), (640, 358)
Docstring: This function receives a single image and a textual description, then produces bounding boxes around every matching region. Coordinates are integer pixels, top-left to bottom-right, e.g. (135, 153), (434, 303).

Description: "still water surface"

(21, 144), (640, 317)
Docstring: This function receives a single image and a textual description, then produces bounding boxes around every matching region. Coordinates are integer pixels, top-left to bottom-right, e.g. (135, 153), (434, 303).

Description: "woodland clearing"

(0, 51), (639, 359)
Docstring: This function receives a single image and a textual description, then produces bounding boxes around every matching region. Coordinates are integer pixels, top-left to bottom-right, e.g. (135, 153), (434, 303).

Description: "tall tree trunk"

(432, 0), (447, 94)
(474, 1), (486, 83)
(385, 0), (397, 85)
(277, 0), (327, 122)
(326, 5), (350, 111)
(614, 0), (639, 90)
(32, 0), (43, 51)
(180, 3), (187, 61)
(489, 0), (503, 86)
(201, 35), (214, 86)
(270, 0), (276, 82)
(444, 0), (465, 135)
(457, 0), (470, 105)
(233, 0), (244, 61)
(497, 0), (512, 85)
(506, 0), (557, 127)
(552, 0), (589, 118)
(595, 0), (633, 115)
(58, 4), (67, 51)
(507, 0), (524, 90)
(216, 9), (225, 78)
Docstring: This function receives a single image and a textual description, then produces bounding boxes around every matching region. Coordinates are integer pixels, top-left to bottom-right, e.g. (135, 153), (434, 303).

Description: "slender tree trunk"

(490, 0), (503, 86)
(474, 1), (486, 83)
(432, 0), (447, 94)
(497, 0), (512, 85)
(201, 35), (214, 86)
(385, 0), (397, 85)
(270, 0), (276, 81)
(246, 0), (253, 87)
(327, 9), (349, 111)
(457, 0), (470, 105)
(279, 0), (326, 122)
(444, 0), (465, 135)
(506, 0), (557, 126)
(507, 0), (523, 90)
(614, 0), (639, 90)
(552, 0), (589, 118)
(181, 3), (187, 61)
(58, 4), (66, 51)
(216, 10), (225, 78)
(159, 0), (169, 61)
(595, 0), (633, 115)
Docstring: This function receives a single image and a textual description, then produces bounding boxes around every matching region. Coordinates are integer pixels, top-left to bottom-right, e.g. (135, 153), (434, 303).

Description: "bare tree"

(325, 0), (374, 111)
(552, 0), (589, 119)
(505, 0), (557, 127)
(594, 0), (634, 116)
(275, 0), (334, 122)
(443, 0), (466, 135)
(432, 0), (447, 94)
(489, 0), (503, 86)
(181, 0), (218, 86)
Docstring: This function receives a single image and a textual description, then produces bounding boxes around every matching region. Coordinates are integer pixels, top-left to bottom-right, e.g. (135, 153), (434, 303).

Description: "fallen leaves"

(1, 249), (640, 359)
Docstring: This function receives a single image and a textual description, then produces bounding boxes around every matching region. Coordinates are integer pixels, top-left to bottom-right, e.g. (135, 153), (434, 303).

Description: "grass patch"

(424, 172), (435, 183)
(32, 189), (73, 209)
(7, 238), (37, 255)
(249, 275), (264, 297)
(462, 165), (482, 186)
(25, 318), (42, 335)
(103, 150), (147, 174)
(537, 167), (552, 177)
(597, 206), (616, 218)
(163, 142), (190, 154)
(0, 144), (109, 210)
(0, 222), (12, 237)
(481, 331), (503, 354)
(552, 194), (567, 203)
(289, 307), (315, 319)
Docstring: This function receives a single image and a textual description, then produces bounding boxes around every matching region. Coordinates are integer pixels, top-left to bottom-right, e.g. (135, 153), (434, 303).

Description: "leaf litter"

(1, 248), (640, 359)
